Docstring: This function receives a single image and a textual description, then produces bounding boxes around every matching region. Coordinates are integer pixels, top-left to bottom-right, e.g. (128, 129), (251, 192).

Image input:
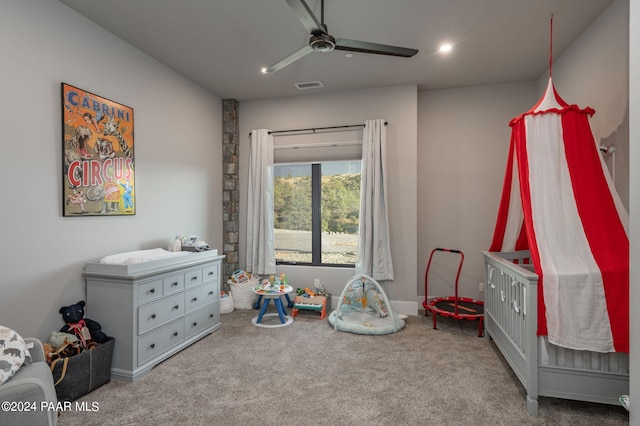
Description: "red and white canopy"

(489, 78), (629, 353)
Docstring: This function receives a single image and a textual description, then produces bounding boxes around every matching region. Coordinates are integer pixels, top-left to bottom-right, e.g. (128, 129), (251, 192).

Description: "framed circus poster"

(62, 83), (135, 216)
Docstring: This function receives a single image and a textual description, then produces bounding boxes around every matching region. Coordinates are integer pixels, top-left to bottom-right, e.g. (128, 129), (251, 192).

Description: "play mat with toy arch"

(328, 274), (405, 335)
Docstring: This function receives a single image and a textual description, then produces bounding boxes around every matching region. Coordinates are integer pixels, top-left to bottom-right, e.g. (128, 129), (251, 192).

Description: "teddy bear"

(59, 301), (108, 347)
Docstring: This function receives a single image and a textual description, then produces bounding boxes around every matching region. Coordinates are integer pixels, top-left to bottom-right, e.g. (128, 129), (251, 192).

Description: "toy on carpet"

(59, 300), (108, 348)
(328, 274), (405, 335)
(292, 284), (331, 320)
(292, 295), (328, 320)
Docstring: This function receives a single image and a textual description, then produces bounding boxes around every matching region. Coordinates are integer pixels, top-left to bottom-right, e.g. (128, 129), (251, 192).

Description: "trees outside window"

(274, 161), (361, 266)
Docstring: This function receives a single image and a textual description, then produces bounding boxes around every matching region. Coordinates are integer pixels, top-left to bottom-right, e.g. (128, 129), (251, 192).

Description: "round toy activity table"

(251, 285), (293, 328)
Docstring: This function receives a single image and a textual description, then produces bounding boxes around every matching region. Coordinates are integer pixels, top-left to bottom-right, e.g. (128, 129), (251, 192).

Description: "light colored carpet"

(58, 308), (629, 425)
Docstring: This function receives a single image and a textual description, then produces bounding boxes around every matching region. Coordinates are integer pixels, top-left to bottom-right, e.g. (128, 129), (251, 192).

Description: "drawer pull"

(171, 281), (178, 287)
(192, 322), (197, 327)
(173, 332), (179, 337)
(173, 305), (179, 310)
(208, 291), (214, 296)
(191, 276), (198, 281)
(208, 272), (214, 276)
(150, 343), (155, 349)
(150, 288), (156, 294)
(151, 314), (156, 319)
(192, 297), (198, 302)
(209, 314), (214, 318)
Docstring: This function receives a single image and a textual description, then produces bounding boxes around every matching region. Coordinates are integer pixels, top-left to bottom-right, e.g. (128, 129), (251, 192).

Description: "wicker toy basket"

(220, 292), (234, 314)
(228, 277), (258, 310)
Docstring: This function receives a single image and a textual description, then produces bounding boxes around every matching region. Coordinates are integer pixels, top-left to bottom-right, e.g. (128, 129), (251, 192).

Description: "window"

(274, 160), (361, 266)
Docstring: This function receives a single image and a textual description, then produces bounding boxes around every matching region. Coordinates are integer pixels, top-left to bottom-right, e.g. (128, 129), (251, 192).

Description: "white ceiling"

(57, 0), (613, 101)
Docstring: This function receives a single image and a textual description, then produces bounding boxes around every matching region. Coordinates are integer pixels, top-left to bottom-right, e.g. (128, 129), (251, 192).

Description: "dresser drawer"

(163, 273), (184, 294)
(184, 267), (203, 287)
(138, 279), (163, 304)
(203, 264), (218, 283)
(138, 293), (185, 334)
(137, 318), (184, 365)
(185, 305), (219, 338)
(184, 282), (217, 313)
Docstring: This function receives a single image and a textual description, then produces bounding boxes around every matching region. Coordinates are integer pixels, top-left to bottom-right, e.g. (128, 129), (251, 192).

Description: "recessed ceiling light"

(439, 43), (453, 53)
(260, 67), (268, 74)
(345, 53), (354, 58)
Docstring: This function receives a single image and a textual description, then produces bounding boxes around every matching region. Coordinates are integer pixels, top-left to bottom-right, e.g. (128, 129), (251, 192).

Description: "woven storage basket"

(220, 293), (234, 314)
(228, 279), (257, 310)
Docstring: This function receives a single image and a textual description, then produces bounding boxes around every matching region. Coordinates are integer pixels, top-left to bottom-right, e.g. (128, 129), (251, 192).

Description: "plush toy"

(59, 301), (108, 347)
(48, 331), (79, 350)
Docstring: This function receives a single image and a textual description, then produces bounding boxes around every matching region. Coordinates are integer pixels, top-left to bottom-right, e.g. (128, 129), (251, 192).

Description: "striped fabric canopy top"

(490, 78), (629, 353)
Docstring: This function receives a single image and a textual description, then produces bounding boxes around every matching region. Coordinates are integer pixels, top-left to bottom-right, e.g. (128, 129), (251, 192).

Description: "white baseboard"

(390, 300), (419, 316)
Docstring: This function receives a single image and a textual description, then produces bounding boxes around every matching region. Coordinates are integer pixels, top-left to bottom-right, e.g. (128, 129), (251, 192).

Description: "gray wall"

(0, 0), (223, 340)
(239, 85), (419, 313)
(418, 82), (537, 300)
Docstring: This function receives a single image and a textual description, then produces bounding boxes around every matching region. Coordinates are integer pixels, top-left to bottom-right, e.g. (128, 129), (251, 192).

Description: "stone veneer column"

(222, 99), (239, 288)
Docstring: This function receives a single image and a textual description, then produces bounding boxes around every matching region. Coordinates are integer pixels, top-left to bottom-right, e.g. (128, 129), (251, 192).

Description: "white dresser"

(84, 250), (224, 381)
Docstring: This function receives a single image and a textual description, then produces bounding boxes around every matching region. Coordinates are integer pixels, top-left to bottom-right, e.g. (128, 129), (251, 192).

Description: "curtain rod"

(249, 122), (387, 137)
(274, 140), (361, 150)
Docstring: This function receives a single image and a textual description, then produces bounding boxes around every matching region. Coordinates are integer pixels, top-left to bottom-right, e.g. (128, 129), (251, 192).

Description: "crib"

(481, 250), (629, 415)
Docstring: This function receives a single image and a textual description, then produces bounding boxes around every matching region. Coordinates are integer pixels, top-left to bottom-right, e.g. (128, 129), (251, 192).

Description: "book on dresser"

(84, 250), (224, 382)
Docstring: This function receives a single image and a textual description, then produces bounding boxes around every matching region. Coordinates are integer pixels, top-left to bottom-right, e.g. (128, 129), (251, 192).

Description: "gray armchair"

(0, 338), (58, 426)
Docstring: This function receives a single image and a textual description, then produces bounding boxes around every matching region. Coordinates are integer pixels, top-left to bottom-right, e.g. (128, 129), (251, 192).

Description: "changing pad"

(99, 248), (190, 265)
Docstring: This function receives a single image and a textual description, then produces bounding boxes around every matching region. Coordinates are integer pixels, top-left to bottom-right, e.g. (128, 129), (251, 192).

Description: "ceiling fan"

(262, 0), (419, 74)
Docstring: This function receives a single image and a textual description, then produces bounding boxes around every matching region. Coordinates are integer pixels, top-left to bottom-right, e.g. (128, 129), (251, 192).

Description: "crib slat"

(547, 343), (556, 366)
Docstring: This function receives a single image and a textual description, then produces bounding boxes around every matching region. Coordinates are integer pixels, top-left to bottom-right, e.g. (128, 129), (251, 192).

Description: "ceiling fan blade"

(285, 0), (326, 34)
(335, 38), (418, 57)
(262, 44), (315, 74)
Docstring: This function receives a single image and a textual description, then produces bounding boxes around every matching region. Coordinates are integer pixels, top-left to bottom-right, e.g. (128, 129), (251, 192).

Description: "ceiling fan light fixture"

(263, 0), (418, 73)
(310, 33), (336, 52)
